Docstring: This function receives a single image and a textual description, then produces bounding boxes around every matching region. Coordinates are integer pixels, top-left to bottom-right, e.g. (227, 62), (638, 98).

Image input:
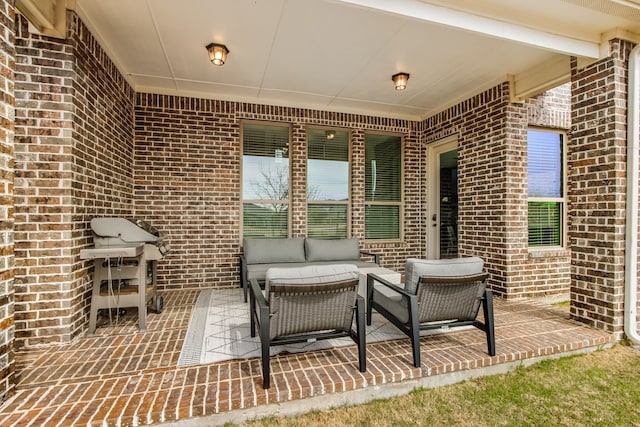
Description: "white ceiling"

(72, 0), (640, 120)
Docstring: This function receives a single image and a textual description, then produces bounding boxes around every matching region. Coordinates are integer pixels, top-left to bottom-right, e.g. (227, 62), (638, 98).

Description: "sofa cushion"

(265, 264), (359, 295)
(247, 260), (376, 283)
(404, 257), (484, 294)
(304, 238), (360, 262)
(243, 238), (305, 264)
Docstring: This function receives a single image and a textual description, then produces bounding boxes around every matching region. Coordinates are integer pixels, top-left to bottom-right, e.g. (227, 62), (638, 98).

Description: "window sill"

(528, 246), (570, 259)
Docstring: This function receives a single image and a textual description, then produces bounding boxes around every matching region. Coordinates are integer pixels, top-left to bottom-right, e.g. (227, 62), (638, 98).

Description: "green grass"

(231, 344), (640, 427)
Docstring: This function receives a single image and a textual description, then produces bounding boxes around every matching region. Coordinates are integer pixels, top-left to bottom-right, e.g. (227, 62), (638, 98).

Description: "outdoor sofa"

(240, 237), (380, 302)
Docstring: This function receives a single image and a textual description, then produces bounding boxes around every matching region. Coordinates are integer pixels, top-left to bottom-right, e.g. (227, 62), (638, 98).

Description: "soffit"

(69, 0), (640, 121)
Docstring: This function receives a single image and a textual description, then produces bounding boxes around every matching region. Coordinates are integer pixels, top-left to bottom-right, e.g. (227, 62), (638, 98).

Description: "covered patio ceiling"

(21, 0), (640, 120)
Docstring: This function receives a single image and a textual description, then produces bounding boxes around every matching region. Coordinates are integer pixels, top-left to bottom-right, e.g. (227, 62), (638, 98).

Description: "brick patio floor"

(0, 289), (615, 426)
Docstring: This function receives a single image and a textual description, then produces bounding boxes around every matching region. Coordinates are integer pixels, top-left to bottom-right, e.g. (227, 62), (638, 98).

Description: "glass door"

(438, 150), (458, 258)
(427, 137), (458, 259)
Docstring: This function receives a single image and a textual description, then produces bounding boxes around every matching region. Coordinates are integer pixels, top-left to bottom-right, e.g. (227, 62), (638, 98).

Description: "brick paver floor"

(0, 289), (615, 426)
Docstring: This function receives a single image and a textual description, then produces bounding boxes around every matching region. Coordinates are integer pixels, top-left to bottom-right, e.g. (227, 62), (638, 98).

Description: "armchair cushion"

(265, 263), (359, 295)
(304, 238), (360, 262)
(404, 257), (484, 294)
(243, 237), (305, 264)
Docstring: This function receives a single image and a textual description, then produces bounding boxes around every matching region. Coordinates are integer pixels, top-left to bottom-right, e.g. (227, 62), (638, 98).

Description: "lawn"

(233, 344), (640, 426)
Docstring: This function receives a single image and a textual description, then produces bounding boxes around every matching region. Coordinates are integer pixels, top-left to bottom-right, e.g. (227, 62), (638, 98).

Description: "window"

(242, 122), (291, 238)
(365, 133), (402, 240)
(307, 128), (350, 239)
(528, 129), (565, 247)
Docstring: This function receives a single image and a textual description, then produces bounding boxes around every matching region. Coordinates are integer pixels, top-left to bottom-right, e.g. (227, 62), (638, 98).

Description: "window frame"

(527, 127), (567, 250)
(240, 120), (293, 240)
(364, 131), (404, 242)
(306, 126), (353, 239)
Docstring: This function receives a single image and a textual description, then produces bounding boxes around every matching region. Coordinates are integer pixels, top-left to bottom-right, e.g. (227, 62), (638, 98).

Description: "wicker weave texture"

(416, 278), (485, 322)
(269, 280), (358, 339)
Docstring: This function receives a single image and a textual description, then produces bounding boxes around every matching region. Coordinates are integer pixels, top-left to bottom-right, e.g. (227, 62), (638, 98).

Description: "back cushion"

(405, 257), (484, 294)
(243, 238), (305, 264)
(305, 238), (360, 262)
(265, 264), (359, 295)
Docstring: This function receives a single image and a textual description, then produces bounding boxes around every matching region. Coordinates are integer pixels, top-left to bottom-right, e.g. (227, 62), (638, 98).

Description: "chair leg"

(240, 260), (248, 303)
(249, 288), (256, 337)
(366, 274), (374, 325)
(260, 304), (271, 389)
(483, 290), (496, 356)
(408, 295), (421, 367)
(355, 296), (366, 372)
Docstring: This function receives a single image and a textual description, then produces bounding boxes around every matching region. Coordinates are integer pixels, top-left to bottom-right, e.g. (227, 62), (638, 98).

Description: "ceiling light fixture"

(392, 72), (410, 90)
(206, 43), (229, 66)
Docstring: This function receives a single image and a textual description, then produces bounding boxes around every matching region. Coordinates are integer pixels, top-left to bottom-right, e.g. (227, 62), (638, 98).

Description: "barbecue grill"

(80, 218), (169, 335)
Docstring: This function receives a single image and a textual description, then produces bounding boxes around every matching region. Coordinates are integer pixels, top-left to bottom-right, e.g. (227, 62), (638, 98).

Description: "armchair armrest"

(249, 278), (267, 307)
(360, 250), (380, 264)
(249, 278), (269, 340)
(366, 272), (416, 326)
(367, 273), (412, 297)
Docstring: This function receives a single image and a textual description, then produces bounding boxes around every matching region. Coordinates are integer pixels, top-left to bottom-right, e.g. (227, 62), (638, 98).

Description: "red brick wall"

(13, 12), (134, 349)
(0, 0), (14, 403)
(68, 12), (135, 335)
(527, 83), (571, 129)
(134, 97), (424, 289)
(423, 83), (571, 299)
(570, 39), (633, 337)
(14, 14), (75, 348)
(519, 84), (572, 298)
(423, 84), (518, 296)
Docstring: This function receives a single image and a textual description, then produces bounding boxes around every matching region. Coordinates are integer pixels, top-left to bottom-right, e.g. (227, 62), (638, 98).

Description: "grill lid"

(91, 217), (164, 246)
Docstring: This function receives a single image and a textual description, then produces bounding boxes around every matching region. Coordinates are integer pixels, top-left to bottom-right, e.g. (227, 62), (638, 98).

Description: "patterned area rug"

(178, 288), (433, 367)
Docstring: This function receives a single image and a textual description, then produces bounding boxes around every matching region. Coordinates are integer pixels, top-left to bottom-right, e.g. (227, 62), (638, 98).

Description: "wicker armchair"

(249, 264), (366, 389)
(366, 257), (495, 367)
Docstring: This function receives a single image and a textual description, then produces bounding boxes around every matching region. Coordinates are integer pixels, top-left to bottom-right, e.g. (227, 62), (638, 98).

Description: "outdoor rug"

(178, 288), (460, 367)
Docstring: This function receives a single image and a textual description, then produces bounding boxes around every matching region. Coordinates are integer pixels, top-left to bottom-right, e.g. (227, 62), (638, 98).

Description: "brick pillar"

(0, 0), (15, 403)
(290, 122), (307, 237)
(13, 14), (75, 348)
(570, 39), (634, 337)
(351, 129), (365, 239)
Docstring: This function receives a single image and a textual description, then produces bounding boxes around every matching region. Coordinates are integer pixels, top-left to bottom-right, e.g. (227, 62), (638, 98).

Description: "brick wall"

(527, 83), (571, 129)
(0, 0), (14, 403)
(570, 39), (632, 337)
(136, 83), (574, 297)
(423, 84), (520, 296)
(134, 97), (424, 289)
(13, 11), (134, 349)
(14, 14), (75, 349)
(423, 83), (571, 299)
(517, 84), (572, 298)
(68, 12), (135, 335)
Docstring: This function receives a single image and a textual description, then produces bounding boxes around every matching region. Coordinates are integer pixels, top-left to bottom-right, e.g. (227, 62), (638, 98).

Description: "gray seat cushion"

(265, 264), (359, 295)
(246, 260), (378, 284)
(404, 257), (484, 294)
(373, 283), (410, 323)
(304, 238), (360, 262)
